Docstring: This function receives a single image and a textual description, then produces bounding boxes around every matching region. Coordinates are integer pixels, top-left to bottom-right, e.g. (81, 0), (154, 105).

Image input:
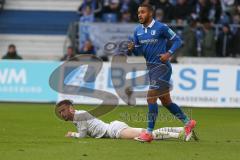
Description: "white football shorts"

(106, 121), (129, 139)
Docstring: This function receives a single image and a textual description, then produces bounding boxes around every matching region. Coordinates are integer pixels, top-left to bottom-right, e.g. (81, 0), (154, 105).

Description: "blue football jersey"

(132, 19), (182, 64)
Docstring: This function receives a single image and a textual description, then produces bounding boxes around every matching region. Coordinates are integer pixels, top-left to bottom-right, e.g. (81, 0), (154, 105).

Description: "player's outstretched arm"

(65, 131), (87, 138)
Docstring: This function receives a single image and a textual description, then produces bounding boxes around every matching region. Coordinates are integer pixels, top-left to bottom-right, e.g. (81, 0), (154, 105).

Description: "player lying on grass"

(56, 100), (195, 141)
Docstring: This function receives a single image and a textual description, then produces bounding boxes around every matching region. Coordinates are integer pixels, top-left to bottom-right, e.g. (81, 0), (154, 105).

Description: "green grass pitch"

(0, 103), (240, 160)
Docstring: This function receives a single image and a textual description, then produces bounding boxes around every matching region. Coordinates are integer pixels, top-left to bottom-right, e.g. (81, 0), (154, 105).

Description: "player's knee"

(160, 98), (172, 107)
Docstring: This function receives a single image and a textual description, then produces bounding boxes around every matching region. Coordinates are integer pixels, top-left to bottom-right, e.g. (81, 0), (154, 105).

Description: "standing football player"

(128, 4), (196, 142)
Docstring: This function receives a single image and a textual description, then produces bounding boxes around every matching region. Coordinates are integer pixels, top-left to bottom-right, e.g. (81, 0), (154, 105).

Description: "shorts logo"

(151, 80), (157, 85)
(151, 30), (156, 35)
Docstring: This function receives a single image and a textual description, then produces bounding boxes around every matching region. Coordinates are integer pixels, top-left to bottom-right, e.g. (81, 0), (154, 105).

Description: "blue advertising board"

(0, 60), (59, 102)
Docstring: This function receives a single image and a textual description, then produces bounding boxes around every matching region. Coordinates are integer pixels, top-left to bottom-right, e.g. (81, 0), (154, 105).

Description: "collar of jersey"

(142, 19), (155, 29)
(73, 110), (81, 122)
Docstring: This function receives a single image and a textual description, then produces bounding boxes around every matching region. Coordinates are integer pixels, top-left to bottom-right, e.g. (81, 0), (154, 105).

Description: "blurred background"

(0, 0), (239, 108)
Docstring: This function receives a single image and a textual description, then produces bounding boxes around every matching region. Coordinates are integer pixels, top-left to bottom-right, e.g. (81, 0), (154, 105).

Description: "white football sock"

(157, 127), (184, 133)
(153, 127), (183, 140)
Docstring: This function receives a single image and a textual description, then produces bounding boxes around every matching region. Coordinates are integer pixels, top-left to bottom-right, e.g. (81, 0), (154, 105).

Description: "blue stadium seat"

(0, 10), (78, 35)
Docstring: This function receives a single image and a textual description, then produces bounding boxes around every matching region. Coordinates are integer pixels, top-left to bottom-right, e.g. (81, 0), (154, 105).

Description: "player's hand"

(160, 52), (172, 63)
(65, 131), (74, 138)
(128, 42), (135, 51)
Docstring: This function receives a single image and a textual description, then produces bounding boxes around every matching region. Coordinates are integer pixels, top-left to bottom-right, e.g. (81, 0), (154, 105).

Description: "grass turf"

(0, 103), (240, 160)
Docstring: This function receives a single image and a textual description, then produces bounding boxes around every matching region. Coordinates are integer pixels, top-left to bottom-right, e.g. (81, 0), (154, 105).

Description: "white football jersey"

(73, 110), (109, 138)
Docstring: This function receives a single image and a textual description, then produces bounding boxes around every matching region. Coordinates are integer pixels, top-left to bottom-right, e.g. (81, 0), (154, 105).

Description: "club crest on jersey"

(151, 30), (156, 35)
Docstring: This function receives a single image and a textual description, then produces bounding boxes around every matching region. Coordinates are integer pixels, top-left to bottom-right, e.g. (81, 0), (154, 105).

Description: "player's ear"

(149, 10), (153, 17)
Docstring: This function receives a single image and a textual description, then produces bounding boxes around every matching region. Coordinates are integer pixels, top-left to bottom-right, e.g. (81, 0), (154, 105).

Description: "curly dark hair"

(139, 4), (154, 12)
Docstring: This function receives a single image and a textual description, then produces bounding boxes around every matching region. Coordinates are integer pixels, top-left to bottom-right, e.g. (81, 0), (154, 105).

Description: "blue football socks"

(147, 103), (159, 133)
(166, 103), (189, 124)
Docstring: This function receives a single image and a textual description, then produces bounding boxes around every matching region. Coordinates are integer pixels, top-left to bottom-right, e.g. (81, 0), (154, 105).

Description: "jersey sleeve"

(73, 110), (93, 138)
(75, 121), (88, 138)
(74, 110), (94, 121)
(161, 24), (182, 55)
(161, 24), (177, 40)
(133, 29), (140, 45)
(130, 29), (142, 56)
(77, 130), (87, 138)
